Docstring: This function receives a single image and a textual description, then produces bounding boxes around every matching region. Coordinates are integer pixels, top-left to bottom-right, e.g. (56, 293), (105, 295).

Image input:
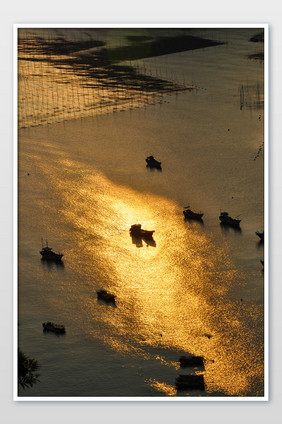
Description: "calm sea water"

(18, 28), (265, 397)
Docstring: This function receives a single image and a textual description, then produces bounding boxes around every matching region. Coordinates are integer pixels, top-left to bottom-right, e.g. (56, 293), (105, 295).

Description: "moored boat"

(179, 355), (204, 367)
(40, 241), (63, 262)
(130, 224), (155, 239)
(42, 321), (65, 334)
(145, 155), (162, 168)
(256, 231), (264, 242)
(219, 211), (241, 227)
(183, 207), (204, 221)
(97, 290), (116, 303)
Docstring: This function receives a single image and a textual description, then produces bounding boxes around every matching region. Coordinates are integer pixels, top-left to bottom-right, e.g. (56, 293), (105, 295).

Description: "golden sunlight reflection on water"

(37, 157), (263, 396)
(145, 378), (177, 396)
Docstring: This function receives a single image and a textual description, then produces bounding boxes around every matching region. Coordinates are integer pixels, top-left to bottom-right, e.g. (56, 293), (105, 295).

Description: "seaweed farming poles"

(18, 29), (195, 129)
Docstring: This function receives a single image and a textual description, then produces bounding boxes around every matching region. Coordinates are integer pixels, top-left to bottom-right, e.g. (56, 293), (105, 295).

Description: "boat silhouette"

(40, 240), (63, 262)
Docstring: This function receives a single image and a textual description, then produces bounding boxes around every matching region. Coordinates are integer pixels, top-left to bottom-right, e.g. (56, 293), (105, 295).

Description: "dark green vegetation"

(126, 35), (152, 43)
(18, 349), (40, 390)
(105, 34), (224, 62)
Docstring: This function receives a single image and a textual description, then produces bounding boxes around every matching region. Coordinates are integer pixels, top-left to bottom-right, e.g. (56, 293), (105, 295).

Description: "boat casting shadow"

(97, 298), (117, 308)
(43, 330), (66, 337)
(184, 217), (204, 226)
(220, 223), (242, 234)
(146, 165), (162, 173)
(41, 258), (65, 268)
(131, 234), (156, 247)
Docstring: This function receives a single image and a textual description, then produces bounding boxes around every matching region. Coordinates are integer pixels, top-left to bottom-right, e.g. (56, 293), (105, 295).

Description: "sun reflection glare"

(146, 378), (177, 396)
(34, 156), (263, 396)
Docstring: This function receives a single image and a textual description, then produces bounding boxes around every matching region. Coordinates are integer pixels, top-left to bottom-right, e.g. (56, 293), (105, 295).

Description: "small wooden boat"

(179, 355), (204, 367)
(40, 240), (63, 262)
(42, 321), (65, 334)
(256, 231), (264, 242)
(183, 207), (204, 221)
(219, 211), (241, 228)
(145, 155), (162, 169)
(97, 290), (116, 303)
(130, 224), (155, 239)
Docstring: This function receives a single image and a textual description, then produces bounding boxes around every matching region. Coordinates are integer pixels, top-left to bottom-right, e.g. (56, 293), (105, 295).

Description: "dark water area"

(17, 27), (265, 398)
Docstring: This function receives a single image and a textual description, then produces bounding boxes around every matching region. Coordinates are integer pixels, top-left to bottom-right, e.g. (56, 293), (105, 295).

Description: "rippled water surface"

(18, 27), (265, 398)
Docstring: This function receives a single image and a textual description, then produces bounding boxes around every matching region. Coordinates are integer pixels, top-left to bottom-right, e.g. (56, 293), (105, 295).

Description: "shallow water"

(18, 28), (264, 397)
